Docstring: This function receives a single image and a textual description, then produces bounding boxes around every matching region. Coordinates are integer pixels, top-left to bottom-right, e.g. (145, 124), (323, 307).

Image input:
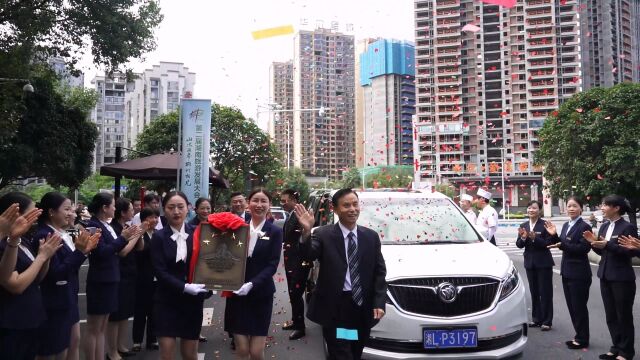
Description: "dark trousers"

(132, 280), (156, 345)
(562, 277), (591, 344)
(526, 267), (553, 326)
(322, 292), (370, 360)
(601, 279), (636, 359)
(490, 235), (497, 246)
(284, 255), (311, 330)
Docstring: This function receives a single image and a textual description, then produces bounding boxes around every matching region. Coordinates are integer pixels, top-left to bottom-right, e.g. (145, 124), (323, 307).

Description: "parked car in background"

(306, 189), (528, 359)
(269, 206), (286, 228)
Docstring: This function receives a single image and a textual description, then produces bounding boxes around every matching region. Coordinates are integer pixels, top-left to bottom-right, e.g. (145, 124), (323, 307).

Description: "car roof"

(314, 189), (450, 200)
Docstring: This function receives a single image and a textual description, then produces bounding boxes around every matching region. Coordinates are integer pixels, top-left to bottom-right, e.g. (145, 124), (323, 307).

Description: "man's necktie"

(347, 232), (363, 306)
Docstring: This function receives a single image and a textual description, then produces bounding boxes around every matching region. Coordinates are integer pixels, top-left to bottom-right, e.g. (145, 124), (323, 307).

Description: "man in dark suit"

(280, 189), (311, 340)
(294, 189), (387, 360)
(229, 192), (251, 222)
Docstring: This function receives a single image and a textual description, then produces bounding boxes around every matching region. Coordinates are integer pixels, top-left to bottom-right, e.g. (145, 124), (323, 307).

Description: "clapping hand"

(122, 225), (143, 242)
(37, 233), (63, 260)
(543, 221), (557, 236)
(10, 207), (42, 241)
(517, 227), (528, 239)
(547, 242), (561, 249)
(0, 204), (20, 238)
(75, 228), (101, 254)
(619, 235), (640, 250)
(583, 230), (607, 249)
(294, 204), (314, 236)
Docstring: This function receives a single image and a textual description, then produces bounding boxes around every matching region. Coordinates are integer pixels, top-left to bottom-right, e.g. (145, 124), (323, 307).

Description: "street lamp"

(0, 78), (34, 93)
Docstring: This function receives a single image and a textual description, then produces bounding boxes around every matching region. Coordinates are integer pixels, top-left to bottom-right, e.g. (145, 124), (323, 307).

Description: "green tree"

(341, 167), (362, 189)
(535, 83), (640, 225)
(0, 70), (99, 189)
(266, 167), (311, 204)
(134, 111), (179, 155)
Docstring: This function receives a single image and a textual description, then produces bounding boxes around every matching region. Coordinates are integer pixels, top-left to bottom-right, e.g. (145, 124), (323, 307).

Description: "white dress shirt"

(131, 212), (164, 230)
(605, 218), (620, 241)
(170, 224), (188, 263)
(566, 218), (579, 235)
(339, 222), (358, 291)
(48, 225), (75, 251)
(101, 220), (118, 239)
(476, 205), (498, 240)
(248, 219), (267, 258)
(463, 209), (477, 224)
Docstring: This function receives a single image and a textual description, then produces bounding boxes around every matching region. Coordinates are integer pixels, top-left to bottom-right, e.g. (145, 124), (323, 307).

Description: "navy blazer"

(32, 225), (86, 310)
(553, 218), (592, 280)
(0, 240), (46, 329)
(136, 231), (155, 284)
(593, 219), (638, 282)
(300, 223), (387, 329)
(86, 217), (127, 283)
(151, 223), (208, 305)
(516, 218), (555, 269)
(244, 220), (283, 298)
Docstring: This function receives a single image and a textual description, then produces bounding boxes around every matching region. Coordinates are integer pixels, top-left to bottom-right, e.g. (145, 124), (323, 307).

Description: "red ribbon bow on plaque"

(189, 212), (248, 283)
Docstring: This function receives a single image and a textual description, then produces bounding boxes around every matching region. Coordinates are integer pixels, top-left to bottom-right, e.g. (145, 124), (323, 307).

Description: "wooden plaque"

(193, 224), (249, 291)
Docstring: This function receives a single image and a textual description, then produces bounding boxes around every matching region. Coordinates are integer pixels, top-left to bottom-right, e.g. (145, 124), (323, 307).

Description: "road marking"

(81, 264), (88, 267)
(80, 317), (133, 324)
(202, 307), (213, 326)
(552, 269), (561, 275)
(78, 293), (86, 296)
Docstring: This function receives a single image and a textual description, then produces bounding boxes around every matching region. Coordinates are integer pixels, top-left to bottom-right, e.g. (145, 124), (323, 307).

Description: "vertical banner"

(180, 99), (211, 204)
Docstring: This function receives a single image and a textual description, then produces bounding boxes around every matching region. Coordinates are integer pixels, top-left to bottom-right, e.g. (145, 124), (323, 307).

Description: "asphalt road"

(75, 220), (640, 359)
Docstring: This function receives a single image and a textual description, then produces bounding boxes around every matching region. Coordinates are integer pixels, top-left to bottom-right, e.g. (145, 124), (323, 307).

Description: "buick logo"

(436, 282), (458, 303)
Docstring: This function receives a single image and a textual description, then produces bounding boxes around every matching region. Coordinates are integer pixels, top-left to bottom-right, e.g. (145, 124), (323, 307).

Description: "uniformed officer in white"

(460, 194), (477, 224)
(475, 189), (498, 245)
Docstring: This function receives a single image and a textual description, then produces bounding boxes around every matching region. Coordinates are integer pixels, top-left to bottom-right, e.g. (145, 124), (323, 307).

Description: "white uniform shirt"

(131, 212), (163, 231)
(476, 205), (498, 240)
(463, 209), (477, 225)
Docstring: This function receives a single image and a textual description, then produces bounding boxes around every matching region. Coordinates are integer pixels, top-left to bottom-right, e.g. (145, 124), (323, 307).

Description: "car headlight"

(499, 266), (520, 301)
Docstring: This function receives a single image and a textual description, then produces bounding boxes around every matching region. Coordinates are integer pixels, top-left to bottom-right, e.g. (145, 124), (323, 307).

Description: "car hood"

(381, 241), (511, 280)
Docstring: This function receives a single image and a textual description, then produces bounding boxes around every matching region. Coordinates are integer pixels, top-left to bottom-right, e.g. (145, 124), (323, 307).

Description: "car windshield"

(357, 197), (482, 244)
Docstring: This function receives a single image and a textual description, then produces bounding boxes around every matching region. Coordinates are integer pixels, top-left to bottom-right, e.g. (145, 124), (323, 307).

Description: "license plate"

(423, 328), (478, 349)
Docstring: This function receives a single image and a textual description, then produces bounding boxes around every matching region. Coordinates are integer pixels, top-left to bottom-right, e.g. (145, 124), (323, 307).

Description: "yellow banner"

(251, 25), (294, 40)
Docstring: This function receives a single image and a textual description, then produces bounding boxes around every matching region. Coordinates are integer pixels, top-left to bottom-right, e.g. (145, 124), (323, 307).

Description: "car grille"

(366, 327), (524, 354)
(388, 277), (500, 317)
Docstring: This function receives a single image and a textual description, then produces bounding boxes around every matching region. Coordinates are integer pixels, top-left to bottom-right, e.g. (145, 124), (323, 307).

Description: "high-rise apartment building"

(129, 62), (196, 148)
(360, 39), (416, 167)
(579, 0), (640, 89)
(91, 72), (129, 170)
(268, 61), (294, 168)
(92, 62), (195, 170)
(413, 0), (584, 207)
(354, 38), (378, 168)
(292, 28), (356, 180)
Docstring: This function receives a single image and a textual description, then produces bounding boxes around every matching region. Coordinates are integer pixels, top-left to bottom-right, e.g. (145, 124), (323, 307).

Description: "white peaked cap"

(476, 188), (492, 200)
(461, 194), (473, 202)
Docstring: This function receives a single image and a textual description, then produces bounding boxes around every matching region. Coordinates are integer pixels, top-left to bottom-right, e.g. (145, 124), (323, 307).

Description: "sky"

(80, 0), (415, 130)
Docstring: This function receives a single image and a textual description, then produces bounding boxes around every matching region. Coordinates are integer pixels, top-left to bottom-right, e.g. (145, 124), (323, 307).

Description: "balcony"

(528, 49), (555, 58)
(436, 9), (460, 18)
(436, 18), (460, 27)
(526, 0), (552, 8)
(530, 90), (555, 98)
(529, 100), (556, 108)
(526, 19), (553, 27)
(435, 0), (459, 8)
(526, 9), (552, 19)
(529, 79), (555, 88)
(528, 59), (555, 69)
(528, 29), (553, 38)
(527, 38), (554, 48)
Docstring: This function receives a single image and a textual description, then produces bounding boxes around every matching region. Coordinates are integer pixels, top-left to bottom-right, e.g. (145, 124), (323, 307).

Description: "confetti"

(461, 24), (481, 33)
(251, 25), (295, 40)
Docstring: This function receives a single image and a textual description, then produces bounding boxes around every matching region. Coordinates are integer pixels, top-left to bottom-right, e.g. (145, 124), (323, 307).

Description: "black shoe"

(282, 321), (296, 330)
(540, 325), (551, 331)
(199, 335), (207, 343)
(146, 343), (159, 350)
(599, 353), (617, 360)
(528, 322), (541, 328)
(131, 344), (142, 352)
(118, 350), (135, 357)
(230, 338), (236, 351)
(567, 341), (588, 349)
(289, 329), (306, 340)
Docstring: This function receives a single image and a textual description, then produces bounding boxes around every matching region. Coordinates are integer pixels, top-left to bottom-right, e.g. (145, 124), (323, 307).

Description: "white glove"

(184, 283), (207, 295)
(233, 282), (253, 296)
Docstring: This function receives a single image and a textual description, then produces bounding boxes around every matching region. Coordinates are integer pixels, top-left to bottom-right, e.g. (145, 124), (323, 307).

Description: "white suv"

(309, 190), (527, 359)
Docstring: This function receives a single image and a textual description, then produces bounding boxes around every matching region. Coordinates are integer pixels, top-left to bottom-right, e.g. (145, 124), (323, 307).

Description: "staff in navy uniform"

(33, 192), (100, 360)
(294, 188), (387, 360)
(280, 188), (311, 341)
(516, 200), (554, 331)
(224, 188), (283, 359)
(150, 191), (211, 360)
(107, 197), (144, 360)
(583, 195), (637, 360)
(83, 193), (143, 360)
(188, 197), (212, 227)
(132, 207), (161, 352)
(545, 196), (593, 349)
(0, 192), (60, 360)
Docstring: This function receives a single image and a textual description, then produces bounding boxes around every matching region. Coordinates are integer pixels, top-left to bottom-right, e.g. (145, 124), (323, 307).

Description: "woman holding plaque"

(150, 191), (211, 360)
(224, 188), (283, 360)
(188, 198), (212, 227)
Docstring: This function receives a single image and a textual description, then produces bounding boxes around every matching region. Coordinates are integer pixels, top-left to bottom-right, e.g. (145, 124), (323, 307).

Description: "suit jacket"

(553, 218), (592, 280)
(150, 223), (207, 305)
(32, 225), (86, 310)
(244, 220), (283, 298)
(300, 223), (387, 329)
(136, 232), (155, 284)
(593, 219), (638, 282)
(86, 217), (127, 283)
(282, 211), (305, 268)
(516, 218), (555, 269)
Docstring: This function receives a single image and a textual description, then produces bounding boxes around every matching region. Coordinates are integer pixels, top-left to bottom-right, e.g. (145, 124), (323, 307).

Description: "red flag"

(481, 0), (516, 7)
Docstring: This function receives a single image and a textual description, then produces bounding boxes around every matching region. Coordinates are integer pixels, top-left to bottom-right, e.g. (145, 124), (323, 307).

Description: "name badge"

(535, 232), (541, 235)
(566, 237), (572, 241)
(260, 236), (270, 241)
(55, 281), (68, 286)
(611, 235), (618, 239)
(336, 328), (359, 341)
